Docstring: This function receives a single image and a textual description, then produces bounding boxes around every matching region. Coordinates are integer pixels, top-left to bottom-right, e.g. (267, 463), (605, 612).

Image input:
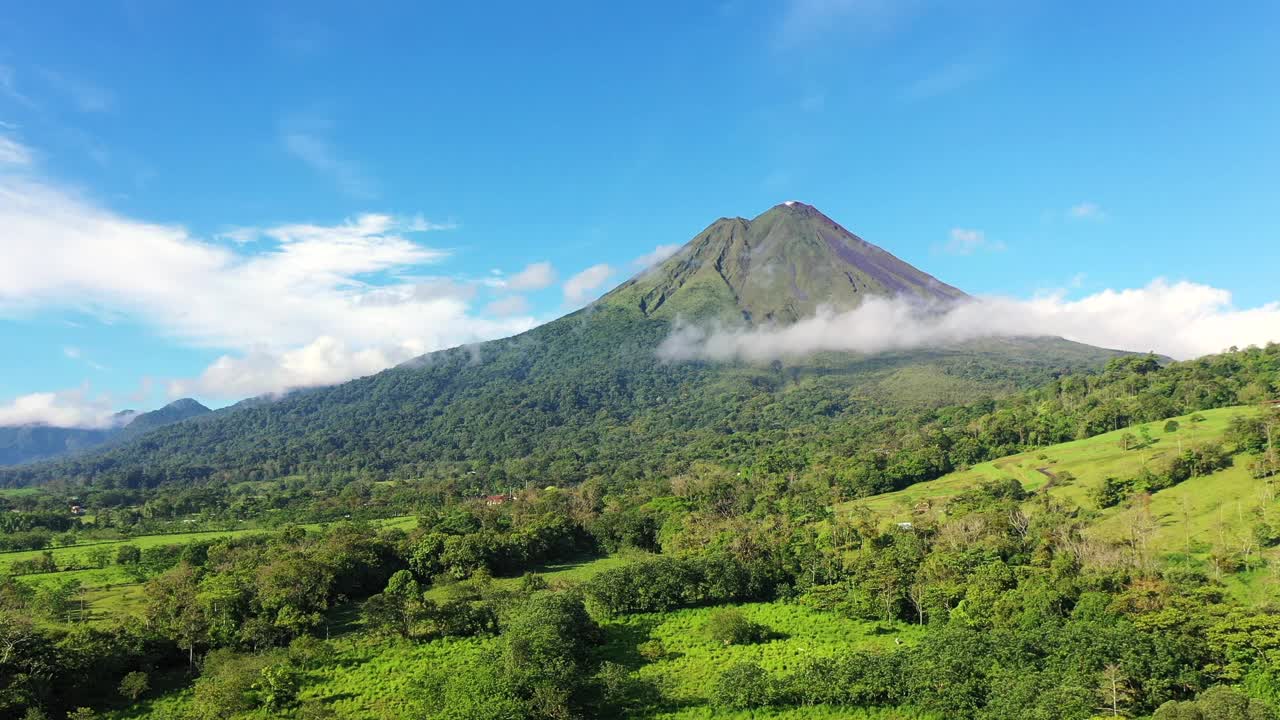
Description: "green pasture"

(601, 601), (924, 707)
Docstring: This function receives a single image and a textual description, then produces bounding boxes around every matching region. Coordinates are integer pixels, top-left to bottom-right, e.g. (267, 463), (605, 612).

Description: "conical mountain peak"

(604, 203), (965, 324)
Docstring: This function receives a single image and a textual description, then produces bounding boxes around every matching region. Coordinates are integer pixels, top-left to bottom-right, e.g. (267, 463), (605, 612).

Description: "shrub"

(713, 661), (775, 709)
(118, 671), (149, 701)
(706, 608), (769, 646)
(1165, 420), (1181, 433)
(637, 638), (668, 661)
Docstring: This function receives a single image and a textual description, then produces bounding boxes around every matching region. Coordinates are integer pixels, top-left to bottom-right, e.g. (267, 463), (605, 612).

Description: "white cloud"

(0, 386), (130, 429)
(942, 228), (1004, 256)
(563, 264), (614, 305)
(62, 346), (81, 359)
(659, 279), (1280, 363)
(282, 131), (374, 198)
(503, 261), (557, 291)
(632, 244), (681, 269)
(168, 336), (422, 400)
(1069, 202), (1104, 220)
(0, 134), (32, 165)
(0, 174), (537, 401)
(484, 295), (532, 317)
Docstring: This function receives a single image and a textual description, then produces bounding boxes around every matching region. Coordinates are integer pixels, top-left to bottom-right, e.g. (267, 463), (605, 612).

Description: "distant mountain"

(115, 398), (212, 439)
(0, 398), (210, 466)
(0, 203), (1125, 488)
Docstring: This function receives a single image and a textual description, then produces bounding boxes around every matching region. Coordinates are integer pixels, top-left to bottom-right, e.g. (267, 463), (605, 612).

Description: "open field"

(601, 602), (925, 707)
(850, 406), (1272, 548)
(855, 406), (1249, 519)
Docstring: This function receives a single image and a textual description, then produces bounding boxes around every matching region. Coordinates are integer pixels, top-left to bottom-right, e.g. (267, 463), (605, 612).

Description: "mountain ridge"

(0, 398), (211, 466)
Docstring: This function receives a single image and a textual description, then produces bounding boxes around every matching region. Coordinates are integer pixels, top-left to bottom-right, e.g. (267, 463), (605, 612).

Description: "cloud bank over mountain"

(660, 280), (1280, 363)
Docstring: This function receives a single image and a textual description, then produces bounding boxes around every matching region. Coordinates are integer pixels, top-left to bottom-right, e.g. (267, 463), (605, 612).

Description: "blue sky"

(1, 1), (1278, 425)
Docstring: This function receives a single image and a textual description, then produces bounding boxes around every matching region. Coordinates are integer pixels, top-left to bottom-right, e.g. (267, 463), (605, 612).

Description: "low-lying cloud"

(0, 386), (132, 429)
(659, 280), (1280, 363)
(564, 264), (614, 305)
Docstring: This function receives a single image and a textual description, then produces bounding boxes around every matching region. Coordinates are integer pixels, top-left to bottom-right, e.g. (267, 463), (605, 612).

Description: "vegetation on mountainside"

(1, 345), (1276, 718)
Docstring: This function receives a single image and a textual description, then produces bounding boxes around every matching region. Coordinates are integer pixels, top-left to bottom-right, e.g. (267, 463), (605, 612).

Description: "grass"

(843, 406), (1280, 602)
(855, 407), (1248, 519)
(600, 601), (925, 708)
(423, 552), (632, 602)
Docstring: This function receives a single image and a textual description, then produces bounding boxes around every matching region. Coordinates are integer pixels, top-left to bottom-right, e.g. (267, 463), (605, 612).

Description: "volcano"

(0, 204), (1124, 488)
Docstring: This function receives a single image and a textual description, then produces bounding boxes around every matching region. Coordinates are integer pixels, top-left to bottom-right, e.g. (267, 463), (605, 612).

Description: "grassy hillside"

(852, 405), (1275, 570)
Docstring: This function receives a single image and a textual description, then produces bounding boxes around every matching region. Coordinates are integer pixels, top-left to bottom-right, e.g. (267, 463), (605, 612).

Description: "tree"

(144, 563), (207, 668)
(1096, 663), (1135, 717)
(1164, 420), (1180, 433)
(115, 545), (141, 566)
(119, 671), (149, 701)
(1090, 477), (1131, 509)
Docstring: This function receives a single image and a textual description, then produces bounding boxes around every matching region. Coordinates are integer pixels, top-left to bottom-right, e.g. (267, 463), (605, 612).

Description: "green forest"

(2, 343), (1278, 719)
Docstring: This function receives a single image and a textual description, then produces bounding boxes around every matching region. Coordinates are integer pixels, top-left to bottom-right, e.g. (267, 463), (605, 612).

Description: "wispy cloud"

(501, 261), (558, 291)
(1069, 202), (1105, 220)
(632, 244), (681, 269)
(659, 279), (1280, 364)
(901, 60), (991, 102)
(282, 130), (375, 198)
(940, 228), (1004, 256)
(484, 295), (532, 317)
(0, 65), (34, 107)
(0, 133), (33, 165)
(38, 69), (116, 113)
(564, 264), (614, 305)
(63, 345), (106, 371)
(777, 0), (916, 47)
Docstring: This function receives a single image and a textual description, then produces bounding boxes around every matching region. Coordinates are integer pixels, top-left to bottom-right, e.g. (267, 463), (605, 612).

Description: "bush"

(713, 661), (775, 709)
(1153, 685), (1277, 719)
(118, 671), (149, 701)
(705, 608), (768, 646)
(1165, 420), (1181, 433)
(637, 638), (668, 661)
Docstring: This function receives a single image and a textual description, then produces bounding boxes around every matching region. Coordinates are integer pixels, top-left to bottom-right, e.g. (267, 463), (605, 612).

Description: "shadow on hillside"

(596, 617), (671, 669)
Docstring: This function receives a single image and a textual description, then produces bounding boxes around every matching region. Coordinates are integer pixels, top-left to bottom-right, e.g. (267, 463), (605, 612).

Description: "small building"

(484, 494), (511, 507)
(896, 521), (914, 531)
(69, 504), (85, 516)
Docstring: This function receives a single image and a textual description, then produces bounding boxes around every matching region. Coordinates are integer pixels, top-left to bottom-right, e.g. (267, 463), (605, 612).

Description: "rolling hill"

(0, 203), (1124, 489)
